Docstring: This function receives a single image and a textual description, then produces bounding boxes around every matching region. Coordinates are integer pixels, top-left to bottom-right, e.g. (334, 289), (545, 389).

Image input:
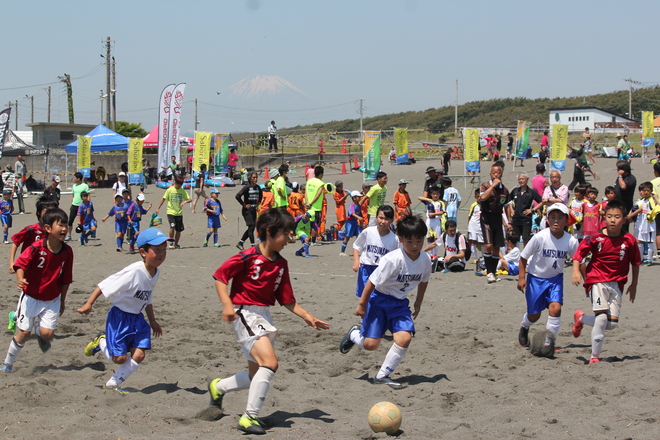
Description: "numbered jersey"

(353, 226), (399, 266)
(520, 228), (578, 279)
(369, 248), (431, 300)
(12, 223), (44, 253)
(213, 245), (296, 307)
(13, 238), (74, 301)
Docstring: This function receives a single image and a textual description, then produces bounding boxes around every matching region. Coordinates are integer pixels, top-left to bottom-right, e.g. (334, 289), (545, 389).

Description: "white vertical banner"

(157, 84), (175, 172)
(168, 83), (186, 165)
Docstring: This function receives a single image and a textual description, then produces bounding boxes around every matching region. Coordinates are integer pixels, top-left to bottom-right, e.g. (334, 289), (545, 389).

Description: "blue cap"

(137, 228), (173, 248)
(210, 188), (219, 194)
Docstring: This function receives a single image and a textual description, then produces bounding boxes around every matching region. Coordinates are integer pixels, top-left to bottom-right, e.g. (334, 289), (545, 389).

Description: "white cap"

(118, 172), (126, 176)
(546, 203), (569, 216)
(136, 194), (146, 201)
(351, 190), (362, 197)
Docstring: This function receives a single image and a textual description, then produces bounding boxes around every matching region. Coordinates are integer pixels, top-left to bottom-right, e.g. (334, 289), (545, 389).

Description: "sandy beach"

(0, 155), (658, 440)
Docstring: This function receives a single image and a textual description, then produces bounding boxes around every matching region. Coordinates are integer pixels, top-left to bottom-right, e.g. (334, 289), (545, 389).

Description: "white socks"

(521, 313), (533, 329)
(99, 337), (111, 361)
(4, 338), (23, 366)
(246, 366), (275, 418)
(545, 316), (561, 345)
(217, 371), (251, 393)
(376, 343), (407, 380)
(349, 328), (365, 349)
(107, 357), (140, 388)
(590, 314), (608, 359)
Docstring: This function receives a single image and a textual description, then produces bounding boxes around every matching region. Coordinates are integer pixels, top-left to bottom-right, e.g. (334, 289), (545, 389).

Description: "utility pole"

(111, 56), (116, 130)
(59, 74), (74, 124)
(43, 86), (51, 123)
(14, 100), (18, 130)
(624, 78), (641, 120)
(103, 36), (112, 127)
(194, 99), (198, 132)
(99, 90), (106, 123)
(24, 95), (34, 124)
(454, 80), (458, 135)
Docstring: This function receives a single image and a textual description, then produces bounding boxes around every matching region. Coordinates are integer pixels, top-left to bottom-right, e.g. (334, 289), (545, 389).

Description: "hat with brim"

(546, 203), (569, 216)
(425, 166), (436, 173)
(137, 228), (174, 248)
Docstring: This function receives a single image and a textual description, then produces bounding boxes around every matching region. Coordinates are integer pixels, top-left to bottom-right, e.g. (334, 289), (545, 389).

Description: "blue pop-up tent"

(65, 124), (128, 152)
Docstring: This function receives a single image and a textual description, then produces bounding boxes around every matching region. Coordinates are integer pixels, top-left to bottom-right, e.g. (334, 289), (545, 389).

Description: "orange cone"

(341, 161), (347, 174)
(264, 167), (269, 180)
(353, 156), (359, 169)
(342, 140), (347, 153)
(305, 164), (309, 175)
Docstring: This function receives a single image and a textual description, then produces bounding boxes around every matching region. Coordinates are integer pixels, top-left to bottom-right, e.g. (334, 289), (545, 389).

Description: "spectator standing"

(422, 166), (443, 199)
(614, 160), (637, 233)
(13, 155), (26, 214)
(508, 172), (542, 246)
(268, 120), (278, 152)
(479, 163), (510, 283)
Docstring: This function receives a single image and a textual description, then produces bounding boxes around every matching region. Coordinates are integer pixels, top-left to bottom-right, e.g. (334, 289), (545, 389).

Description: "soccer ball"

(368, 401), (402, 435)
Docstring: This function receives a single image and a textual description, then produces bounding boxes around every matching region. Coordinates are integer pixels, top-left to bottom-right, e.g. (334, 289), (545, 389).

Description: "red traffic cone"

(341, 161), (347, 174)
(305, 164), (309, 175)
(342, 140), (347, 153)
(264, 167), (269, 180)
(353, 156), (359, 169)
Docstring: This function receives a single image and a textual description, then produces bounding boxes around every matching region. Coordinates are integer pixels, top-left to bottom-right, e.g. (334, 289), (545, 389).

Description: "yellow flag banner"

(642, 111), (654, 147)
(77, 135), (92, 178)
(193, 132), (212, 172)
(394, 128), (408, 164)
(128, 138), (144, 184)
(464, 128), (480, 172)
(551, 124), (568, 171)
(363, 131), (381, 180)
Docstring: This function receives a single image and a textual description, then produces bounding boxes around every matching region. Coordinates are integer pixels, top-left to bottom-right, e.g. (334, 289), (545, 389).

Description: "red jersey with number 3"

(11, 223), (45, 253)
(13, 239), (74, 301)
(213, 245), (296, 307)
(572, 232), (641, 291)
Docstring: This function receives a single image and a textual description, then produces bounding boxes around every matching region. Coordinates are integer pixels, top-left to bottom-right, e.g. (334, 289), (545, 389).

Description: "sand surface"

(1, 156), (658, 439)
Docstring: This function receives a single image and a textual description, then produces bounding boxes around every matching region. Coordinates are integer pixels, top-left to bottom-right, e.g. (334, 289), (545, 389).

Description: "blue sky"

(2, 0), (658, 135)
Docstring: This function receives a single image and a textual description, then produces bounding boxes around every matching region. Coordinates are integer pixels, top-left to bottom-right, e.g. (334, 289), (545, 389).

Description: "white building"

(548, 107), (637, 133)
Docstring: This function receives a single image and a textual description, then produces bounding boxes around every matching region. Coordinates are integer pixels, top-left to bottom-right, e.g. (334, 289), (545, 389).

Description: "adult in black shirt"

(508, 172), (542, 245)
(479, 163), (510, 282)
(614, 160), (636, 232)
(235, 172), (263, 249)
(423, 166), (444, 199)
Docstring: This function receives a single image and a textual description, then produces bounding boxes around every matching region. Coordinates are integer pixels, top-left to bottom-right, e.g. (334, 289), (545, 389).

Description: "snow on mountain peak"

(225, 75), (310, 100)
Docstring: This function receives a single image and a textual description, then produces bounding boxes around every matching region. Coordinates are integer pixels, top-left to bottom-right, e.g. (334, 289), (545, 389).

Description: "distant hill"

(285, 86), (660, 133)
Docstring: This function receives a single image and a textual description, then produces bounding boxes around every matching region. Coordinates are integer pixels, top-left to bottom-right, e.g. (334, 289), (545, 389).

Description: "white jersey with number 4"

(369, 248), (431, 300)
(519, 228), (578, 279)
(353, 226), (399, 266)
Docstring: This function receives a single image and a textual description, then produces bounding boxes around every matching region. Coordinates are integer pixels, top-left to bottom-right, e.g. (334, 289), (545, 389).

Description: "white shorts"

(231, 305), (277, 362)
(15, 293), (61, 332)
(589, 282), (622, 317)
(468, 229), (483, 243)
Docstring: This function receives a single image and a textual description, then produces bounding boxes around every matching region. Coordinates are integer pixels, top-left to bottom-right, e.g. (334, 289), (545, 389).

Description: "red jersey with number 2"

(213, 245), (296, 307)
(13, 239), (74, 301)
(572, 232), (641, 292)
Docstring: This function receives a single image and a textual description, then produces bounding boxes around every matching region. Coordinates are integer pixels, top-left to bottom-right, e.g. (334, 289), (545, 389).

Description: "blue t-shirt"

(0, 199), (13, 216)
(108, 202), (128, 223)
(127, 202), (148, 222)
(77, 201), (95, 224)
(205, 199), (222, 217)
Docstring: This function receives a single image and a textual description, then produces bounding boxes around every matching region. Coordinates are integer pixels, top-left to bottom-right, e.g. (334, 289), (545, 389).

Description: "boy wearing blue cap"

(77, 228), (172, 393)
(204, 188), (227, 248)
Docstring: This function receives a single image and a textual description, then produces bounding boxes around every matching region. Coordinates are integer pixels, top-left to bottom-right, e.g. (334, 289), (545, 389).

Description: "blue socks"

(213, 233), (218, 244)
(341, 242), (347, 253)
(116, 237), (122, 248)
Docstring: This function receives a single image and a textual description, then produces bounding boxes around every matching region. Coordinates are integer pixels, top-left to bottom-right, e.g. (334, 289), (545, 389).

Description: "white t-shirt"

(112, 180), (127, 196)
(443, 187), (462, 218)
(504, 247), (521, 266)
(468, 202), (482, 236)
(634, 198), (656, 238)
(569, 198), (585, 239)
(520, 228), (578, 279)
(435, 233), (467, 264)
(369, 248), (431, 300)
(353, 226), (399, 266)
(98, 261), (160, 314)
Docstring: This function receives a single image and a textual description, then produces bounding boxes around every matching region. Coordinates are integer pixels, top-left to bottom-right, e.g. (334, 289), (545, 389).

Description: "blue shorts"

(525, 273), (564, 315)
(1, 214), (12, 227)
(356, 264), (377, 297)
(362, 290), (415, 339)
(344, 220), (360, 238)
(115, 221), (128, 234)
(83, 219), (97, 232)
(298, 234), (309, 243)
(207, 215), (220, 229)
(508, 263), (519, 276)
(129, 221), (140, 233)
(105, 306), (151, 356)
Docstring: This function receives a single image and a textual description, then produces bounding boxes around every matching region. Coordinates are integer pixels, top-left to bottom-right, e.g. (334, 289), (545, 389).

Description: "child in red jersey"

(598, 186), (616, 230)
(207, 208), (329, 435)
(571, 200), (641, 364)
(8, 195), (59, 274)
(2, 208), (73, 373)
(581, 187), (601, 239)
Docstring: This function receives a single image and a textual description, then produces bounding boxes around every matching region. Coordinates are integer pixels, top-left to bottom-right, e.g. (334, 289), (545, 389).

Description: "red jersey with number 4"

(213, 245), (296, 307)
(11, 223), (45, 253)
(13, 239), (74, 301)
(572, 232), (641, 292)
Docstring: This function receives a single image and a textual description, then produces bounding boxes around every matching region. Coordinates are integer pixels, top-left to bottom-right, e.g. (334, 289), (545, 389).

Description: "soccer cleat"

(518, 325), (529, 347)
(214, 244), (221, 248)
(373, 375), (403, 389)
(168, 243), (174, 250)
(644, 260), (652, 267)
(589, 357), (600, 364)
(572, 310), (584, 338)
(203, 241), (208, 247)
(237, 415), (266, 435)
(1, 362), (13, 373)
(487, 273), (497, 283)
(295, 249), (303, 257)
(303, 253), (312, 258)
(103, 385), (131, 394)
(339, 324), (361, 354)
(64, 235), (71, 241)
(174, 244), (181, 249)
(116, 248), (122, 252)
(8, 311), (17, 334)
(3, 240), (8, 244)
(207, 378), (224, 408)
(339, 252), (348, 257)
(84, 333), (105, 357)
(236, 242), (244, 251)
(36, 334), (51, 353)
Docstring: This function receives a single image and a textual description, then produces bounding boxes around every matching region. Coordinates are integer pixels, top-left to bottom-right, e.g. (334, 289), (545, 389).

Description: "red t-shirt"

(12, 223), (45, 253)
(581, 202), (601, 237)
(213, 245), (296, 307)
(13, 239), (74, 301)
(573, 232), (641, 291)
